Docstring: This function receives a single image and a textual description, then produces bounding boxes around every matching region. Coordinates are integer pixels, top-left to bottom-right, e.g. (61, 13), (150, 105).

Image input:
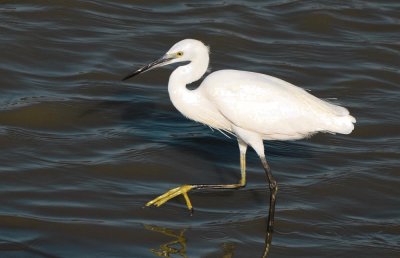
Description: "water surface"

(1, 1), (399, 257)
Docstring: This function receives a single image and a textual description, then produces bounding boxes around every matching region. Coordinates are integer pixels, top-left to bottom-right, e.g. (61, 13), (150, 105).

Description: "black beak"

(122, 55), (173, 81)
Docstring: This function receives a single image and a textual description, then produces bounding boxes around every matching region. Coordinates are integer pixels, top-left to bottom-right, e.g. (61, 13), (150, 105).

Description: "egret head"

(122, 39), (209, 81)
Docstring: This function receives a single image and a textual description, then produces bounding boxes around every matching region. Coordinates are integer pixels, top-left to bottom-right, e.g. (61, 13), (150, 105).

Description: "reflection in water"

(145, 225), (188, 258)
(221, 243), (235, 258)
(262, 231), (273, 258)
(145, 220), (273, 258)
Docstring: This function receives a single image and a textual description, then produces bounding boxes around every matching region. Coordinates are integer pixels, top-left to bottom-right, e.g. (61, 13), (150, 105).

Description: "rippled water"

(1, 1), (399, 257)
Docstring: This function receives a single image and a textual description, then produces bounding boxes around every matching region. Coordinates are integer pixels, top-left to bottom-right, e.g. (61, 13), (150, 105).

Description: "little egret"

(122, 39), (356, 253)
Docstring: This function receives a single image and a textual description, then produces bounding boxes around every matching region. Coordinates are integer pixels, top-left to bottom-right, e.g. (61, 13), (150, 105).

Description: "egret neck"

(168, 49), (209, 119)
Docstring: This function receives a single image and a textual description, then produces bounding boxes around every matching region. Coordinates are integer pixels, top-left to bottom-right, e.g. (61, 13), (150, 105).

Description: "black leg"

(260, 156), (278, 258)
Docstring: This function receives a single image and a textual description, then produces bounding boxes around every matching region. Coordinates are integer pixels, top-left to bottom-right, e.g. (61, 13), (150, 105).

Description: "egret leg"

(260, 156), (278, 258)
(146, 141), (247, 213)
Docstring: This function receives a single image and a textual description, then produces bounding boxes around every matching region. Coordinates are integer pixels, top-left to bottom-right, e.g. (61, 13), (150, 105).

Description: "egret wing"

(202, 70), (349, 140)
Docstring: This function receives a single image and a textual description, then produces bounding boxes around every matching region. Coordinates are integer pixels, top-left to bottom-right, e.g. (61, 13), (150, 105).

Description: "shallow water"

(1, 1), (399, 257)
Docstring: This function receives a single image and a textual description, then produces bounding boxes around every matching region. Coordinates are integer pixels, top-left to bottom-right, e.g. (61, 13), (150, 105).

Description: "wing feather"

(201, 70), (351, 140)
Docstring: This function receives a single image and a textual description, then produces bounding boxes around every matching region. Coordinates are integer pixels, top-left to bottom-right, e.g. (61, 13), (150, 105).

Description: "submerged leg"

(260, 156), (278, 258)
(146, 140), (248, 212)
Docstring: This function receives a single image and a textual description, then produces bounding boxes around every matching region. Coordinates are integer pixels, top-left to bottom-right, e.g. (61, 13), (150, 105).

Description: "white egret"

(122, 39), (356, 253)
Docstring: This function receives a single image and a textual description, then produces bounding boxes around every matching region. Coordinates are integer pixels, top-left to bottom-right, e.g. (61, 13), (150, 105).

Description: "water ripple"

(0, 1), (399, 257)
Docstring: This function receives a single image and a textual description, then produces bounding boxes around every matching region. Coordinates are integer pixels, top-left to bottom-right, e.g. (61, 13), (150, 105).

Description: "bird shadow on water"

(80, 100), (315, 257)
(0, 239), (59, 258)
(82, 98), (313, 258)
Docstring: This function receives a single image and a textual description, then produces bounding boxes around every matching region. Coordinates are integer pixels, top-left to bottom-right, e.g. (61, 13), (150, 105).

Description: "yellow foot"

(146, 185), (194, 212)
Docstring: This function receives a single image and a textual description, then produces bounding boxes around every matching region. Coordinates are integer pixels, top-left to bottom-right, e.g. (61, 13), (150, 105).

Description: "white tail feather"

(327, 114), (356, 134)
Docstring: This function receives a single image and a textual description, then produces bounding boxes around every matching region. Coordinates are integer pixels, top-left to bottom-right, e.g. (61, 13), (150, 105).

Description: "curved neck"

(168, 53), (209, 96)
(168, 53), (209, 118)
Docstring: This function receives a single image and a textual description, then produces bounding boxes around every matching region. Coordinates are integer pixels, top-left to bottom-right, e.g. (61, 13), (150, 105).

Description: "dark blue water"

(1, 1), (399, 257)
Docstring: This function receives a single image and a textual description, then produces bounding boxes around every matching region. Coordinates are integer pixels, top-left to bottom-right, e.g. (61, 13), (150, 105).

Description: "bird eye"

(177, 51), (184, 57)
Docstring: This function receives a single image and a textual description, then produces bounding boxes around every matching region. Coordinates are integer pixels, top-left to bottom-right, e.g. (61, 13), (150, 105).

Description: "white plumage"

(161, 39), (356, 156)
(123, 37), (356, 178)
(203, 70), (355, 138)
(122, 39), (356, 253)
